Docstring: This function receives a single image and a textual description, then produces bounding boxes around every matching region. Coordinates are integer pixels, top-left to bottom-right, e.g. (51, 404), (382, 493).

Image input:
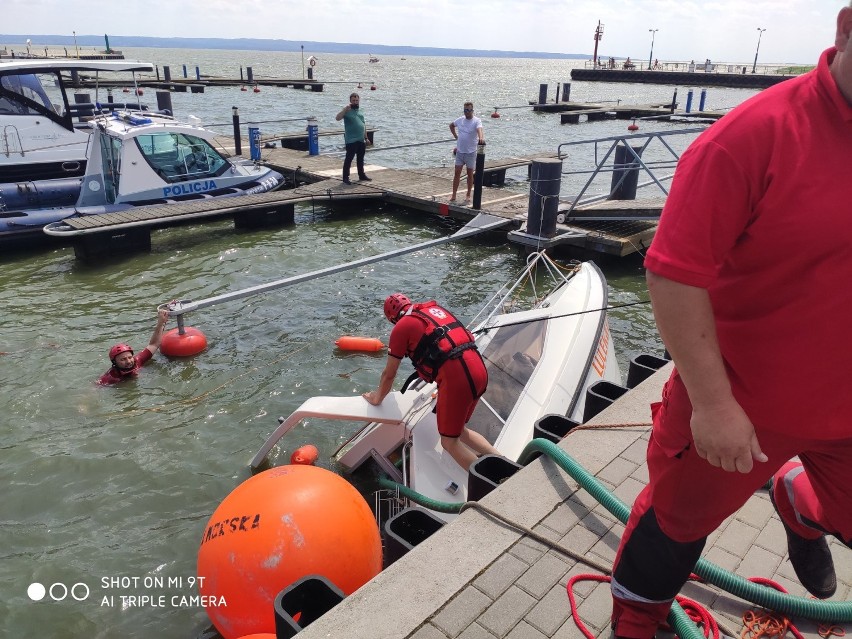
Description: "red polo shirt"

(98, 348), (153, 385)
(644, 48), (852, 438)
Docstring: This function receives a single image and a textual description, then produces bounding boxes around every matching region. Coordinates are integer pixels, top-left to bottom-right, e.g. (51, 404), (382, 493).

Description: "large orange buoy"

(334, 336), (384, 352)
(160, 327), (207, 357)
(197, 465), (382, 639)
(290, 444), (319, 465)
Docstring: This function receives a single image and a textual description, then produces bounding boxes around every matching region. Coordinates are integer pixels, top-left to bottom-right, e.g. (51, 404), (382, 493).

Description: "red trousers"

(610, 371), (852, 639)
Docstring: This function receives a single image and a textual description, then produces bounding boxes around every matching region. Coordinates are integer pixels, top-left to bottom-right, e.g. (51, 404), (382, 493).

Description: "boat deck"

(295, 364), (852, 639)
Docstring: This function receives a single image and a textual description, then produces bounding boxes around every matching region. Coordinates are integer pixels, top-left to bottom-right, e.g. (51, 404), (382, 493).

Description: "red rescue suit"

(389, 301), (487, 437)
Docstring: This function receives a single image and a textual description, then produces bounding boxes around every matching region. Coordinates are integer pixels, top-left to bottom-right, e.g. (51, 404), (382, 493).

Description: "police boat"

(250, 251), (622, 522)
(2, 100), (283, 247)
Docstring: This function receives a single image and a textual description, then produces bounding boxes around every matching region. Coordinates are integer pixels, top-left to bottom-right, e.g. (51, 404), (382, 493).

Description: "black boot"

(769, 484), (836, 598)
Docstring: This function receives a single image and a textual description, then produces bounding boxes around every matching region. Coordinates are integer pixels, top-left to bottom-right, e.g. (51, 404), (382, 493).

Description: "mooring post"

(472, 142), (486, 210)
(526, 158), (562, 237)
(156, 65), (160, 81)
(670, 88), (678, 113)
(307, 117), (319, 156)
(537, 83), (548, 108)
(247, 67), (254, 83)
(240, 66), (244, 82)
(156, 91), (173, 116)
(609, 145), (643, 200)
(699, 89), (707, 111)
(685, 89), (694, 113)
(195, 66), (201, 81)
(182, 64), (187, 78)
(163, 66), (171, 82)
(232, 107), (241, 156)
(561, 82), (571, 102)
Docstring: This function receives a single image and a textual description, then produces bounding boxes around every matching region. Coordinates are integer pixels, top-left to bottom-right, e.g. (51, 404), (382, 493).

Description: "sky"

(2, 0), (843, 64)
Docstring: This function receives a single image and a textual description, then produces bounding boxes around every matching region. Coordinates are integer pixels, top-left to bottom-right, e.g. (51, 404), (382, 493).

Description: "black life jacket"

(406, 301), (480, 383)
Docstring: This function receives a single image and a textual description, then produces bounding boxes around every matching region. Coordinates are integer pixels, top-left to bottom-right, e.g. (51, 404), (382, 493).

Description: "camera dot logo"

(27, 583), (46, 601)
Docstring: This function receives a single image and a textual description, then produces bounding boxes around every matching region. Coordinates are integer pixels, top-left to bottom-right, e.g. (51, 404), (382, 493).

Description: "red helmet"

(383, 293), (412, 323)
(109, 343), (134, 362)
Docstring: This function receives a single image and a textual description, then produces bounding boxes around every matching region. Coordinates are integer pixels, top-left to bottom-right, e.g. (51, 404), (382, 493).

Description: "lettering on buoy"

(197, 466), (381, 639)
(160, 327), (207, 357)
(290, 444), (319, 466)
(334, 336), (384, 352)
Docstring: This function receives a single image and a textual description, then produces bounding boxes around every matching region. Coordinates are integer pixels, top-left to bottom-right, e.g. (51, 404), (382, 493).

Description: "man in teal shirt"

(335, 93), (372, 184)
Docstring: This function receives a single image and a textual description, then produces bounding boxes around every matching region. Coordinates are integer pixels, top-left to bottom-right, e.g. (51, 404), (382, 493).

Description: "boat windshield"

(0, 72), (70, 128)
(466, 318), (546, 445)
(134, 133), (229, 183)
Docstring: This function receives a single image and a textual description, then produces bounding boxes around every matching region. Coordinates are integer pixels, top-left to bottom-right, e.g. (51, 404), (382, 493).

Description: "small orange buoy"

(122, 87), (130, 93)
(627, 119), (639, 131)
(491, 110), (500, 118)
(135, 88), (144, 96)
(240, 86), (247, 91)
(290, 444), (319, 466)
(253, 86), (260, 93)
(335, 336), (384, 352)
(370, 83), (377, 91)
(160, 327), (207, 357)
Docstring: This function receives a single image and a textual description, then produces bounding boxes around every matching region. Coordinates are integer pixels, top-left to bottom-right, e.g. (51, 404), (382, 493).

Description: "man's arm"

(477, 122), (484, 144)
(362, 356), (402, 405)
(449, 122), (457, 139)
(646, 269), (767, 473)
(146, 309), (170, 354)
(335, 105), (350, 121)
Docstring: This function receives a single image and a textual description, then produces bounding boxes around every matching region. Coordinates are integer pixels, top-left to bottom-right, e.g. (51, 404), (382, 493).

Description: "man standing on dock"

(610, 4), (852, 639)
(449, 102), (485, 204)
(336, 92), (371, 185)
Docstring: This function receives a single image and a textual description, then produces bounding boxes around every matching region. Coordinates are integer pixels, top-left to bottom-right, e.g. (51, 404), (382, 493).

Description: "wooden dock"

(570, 67), (795, 88)
(78, 76), (324, 93)
(47, 143), (661, 261)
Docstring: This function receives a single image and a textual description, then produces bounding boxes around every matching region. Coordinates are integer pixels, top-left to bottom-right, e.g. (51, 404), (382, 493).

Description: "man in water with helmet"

(363, 293), (500, 470)
(98, 309), (170, 385)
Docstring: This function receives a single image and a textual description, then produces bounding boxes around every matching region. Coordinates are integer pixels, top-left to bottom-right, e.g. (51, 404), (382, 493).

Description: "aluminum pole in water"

(166, 215), (512, 317)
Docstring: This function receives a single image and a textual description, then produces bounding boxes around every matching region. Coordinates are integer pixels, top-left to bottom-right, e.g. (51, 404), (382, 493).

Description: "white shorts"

(455, 151), (476, 170)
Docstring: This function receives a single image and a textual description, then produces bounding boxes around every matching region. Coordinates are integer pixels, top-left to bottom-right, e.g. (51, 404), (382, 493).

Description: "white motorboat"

(0, 59), (154, 183)
(250, 251), (622, 520)
(4, 108), (284, 247)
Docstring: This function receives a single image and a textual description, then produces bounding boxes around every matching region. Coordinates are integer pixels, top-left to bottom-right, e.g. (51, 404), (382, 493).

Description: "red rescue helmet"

(109, 343), (134, 362)
(383, 293), (412, 323)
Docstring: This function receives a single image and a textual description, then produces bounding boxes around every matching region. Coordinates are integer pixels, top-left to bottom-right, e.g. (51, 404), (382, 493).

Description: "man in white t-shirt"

(449, 102), (485, 203)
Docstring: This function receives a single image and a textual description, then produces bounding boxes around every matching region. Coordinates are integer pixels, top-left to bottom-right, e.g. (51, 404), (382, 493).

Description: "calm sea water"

(0, 46), (761, 639)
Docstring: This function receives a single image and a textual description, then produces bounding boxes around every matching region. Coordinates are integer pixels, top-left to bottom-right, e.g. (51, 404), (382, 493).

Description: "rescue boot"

(769, 483), (836, 598)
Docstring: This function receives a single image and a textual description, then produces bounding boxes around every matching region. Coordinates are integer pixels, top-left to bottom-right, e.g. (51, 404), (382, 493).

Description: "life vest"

(405, 301), (480, 383)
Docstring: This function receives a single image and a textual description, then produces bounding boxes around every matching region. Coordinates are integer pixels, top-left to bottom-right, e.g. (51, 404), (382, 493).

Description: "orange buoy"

(335, 336), (384, 352)
(240, 86), (248, 91)
(237, 634), (276, 639)
(627, 119), (639, 131)
(370, 83), (377, 91)
(491, 110), (500, 118)
(136, 88), (144, 96)
(253, 86), (260, 93)
(197, 465), (382, 639)
(122, 87), (130, 93)
(160, 327), (207, 357)
(290, 444), (319, 465)
(357, 82), (362, 89)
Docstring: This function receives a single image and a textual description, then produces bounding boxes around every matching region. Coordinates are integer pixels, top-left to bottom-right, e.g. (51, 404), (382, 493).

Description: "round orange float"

(160, 327), (207, 357)
(197, 465), (382, 639)
(491, 110), (500, 118)
(290, 444), (319, 465)
(334, 336), (384, 352)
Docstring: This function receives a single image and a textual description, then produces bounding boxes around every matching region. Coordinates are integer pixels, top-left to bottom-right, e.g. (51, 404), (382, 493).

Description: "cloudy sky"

(2, 0), (842, 63)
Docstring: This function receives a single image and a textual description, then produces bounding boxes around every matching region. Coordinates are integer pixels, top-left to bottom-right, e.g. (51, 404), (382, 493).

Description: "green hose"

(518, 438), (852, 624)
(378, 438), (851, 639)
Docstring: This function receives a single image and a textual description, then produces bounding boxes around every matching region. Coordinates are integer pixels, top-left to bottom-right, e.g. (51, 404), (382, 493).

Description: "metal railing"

(555, 127), (706, 216)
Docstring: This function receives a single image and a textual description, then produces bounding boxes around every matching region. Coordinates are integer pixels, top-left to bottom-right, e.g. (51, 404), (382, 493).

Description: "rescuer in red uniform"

(98, 309), (170, 385)
(363, 293), (500, 470)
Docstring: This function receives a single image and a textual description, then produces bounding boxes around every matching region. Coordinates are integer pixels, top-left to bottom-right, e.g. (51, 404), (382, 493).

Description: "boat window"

(466, 319), (546, 444)
(134, 133), (229, 183)
(101, 135), (122, 203)
(0, 72), (71, 128)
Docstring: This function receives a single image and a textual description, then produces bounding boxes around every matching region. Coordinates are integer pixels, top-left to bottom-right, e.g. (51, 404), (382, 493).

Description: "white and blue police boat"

(2, 102), (283, 248)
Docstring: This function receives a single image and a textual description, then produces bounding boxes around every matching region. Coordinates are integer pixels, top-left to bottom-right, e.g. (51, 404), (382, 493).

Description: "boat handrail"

(2, 124), (24, 158)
